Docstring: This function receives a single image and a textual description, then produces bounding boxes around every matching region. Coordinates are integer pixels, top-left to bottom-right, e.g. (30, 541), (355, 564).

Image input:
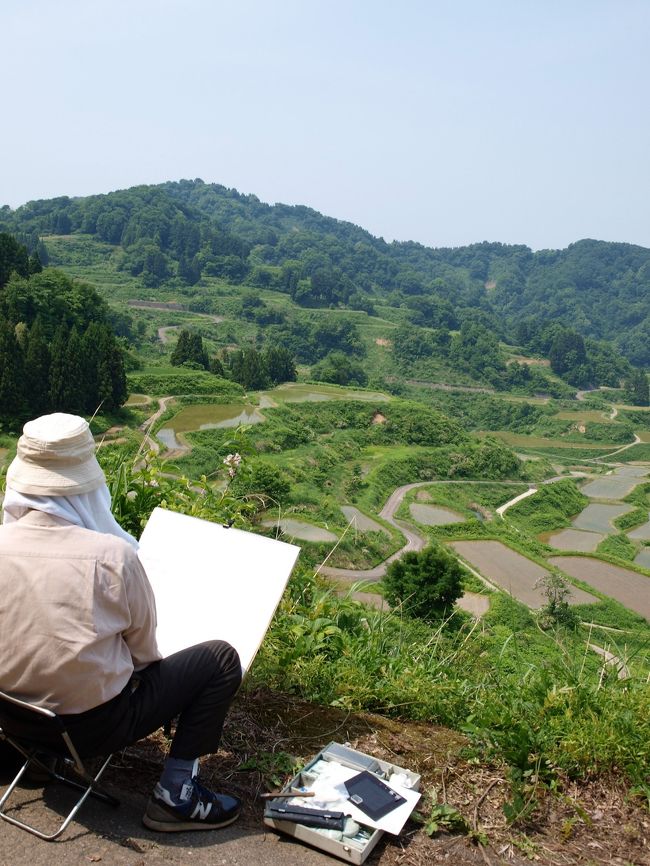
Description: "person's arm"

(122, 549), (163, 669)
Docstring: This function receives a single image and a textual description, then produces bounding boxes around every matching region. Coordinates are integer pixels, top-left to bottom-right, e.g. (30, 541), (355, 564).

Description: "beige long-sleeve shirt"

(0, 510), (162, 714)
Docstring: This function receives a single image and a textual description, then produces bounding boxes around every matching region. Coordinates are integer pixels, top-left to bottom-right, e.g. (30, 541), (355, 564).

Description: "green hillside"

(2, 179), (649, 375)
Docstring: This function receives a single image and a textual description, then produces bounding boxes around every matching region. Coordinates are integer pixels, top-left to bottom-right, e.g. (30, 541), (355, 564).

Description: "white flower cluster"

(223, 452), (242, 478)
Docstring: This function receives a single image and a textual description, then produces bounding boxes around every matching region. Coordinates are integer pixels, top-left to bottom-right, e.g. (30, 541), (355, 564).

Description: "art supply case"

(262, 741), (420, 864)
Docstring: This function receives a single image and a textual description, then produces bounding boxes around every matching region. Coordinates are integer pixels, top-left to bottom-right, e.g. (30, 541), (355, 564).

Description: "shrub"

(383, 544), (464, 623)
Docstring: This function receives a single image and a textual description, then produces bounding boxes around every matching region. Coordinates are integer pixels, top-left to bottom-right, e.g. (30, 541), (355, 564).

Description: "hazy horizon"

(4, 0), (649, 252)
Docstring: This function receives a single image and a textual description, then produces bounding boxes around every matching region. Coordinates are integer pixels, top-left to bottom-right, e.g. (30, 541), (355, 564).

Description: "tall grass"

(253, 570), (650, 790)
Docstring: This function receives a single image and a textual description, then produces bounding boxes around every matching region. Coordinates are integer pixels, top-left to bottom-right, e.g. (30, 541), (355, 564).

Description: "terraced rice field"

(628, 517), (650, 540)
(545, 528), (603, 552)
(491, 432), (612, 450)
(262, 518), (337, 543)
(450, 540), (597, 608)
(635, 549), (650, 569)
(554, 410), (616, 423)
(580, 474), (646, 499)
(549, 556), (650, 620)
(340, 506), (386, 533)
(573, 503), (632, 533)
(409, 503), (465, 526)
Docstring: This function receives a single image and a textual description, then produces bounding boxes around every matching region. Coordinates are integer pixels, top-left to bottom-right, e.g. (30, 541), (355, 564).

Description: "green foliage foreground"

(101, 453), (650, 799)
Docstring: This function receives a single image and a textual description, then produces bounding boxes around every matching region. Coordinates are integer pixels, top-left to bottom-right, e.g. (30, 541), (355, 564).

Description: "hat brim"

(6, 453), (106, 497)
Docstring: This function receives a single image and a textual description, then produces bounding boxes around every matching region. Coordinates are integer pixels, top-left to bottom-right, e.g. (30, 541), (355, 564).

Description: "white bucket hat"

(6, 413), (106, 496)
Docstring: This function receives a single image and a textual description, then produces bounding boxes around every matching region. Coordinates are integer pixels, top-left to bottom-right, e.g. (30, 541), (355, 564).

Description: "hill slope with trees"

(1, 180), (648, 382)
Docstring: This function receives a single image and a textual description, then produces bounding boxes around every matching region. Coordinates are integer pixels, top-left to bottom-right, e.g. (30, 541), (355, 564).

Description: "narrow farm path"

(595, 433), (641, 460)
(137, 396), (185, 456)
(318, 480), (518, 614)
(496, 486), (537, 516)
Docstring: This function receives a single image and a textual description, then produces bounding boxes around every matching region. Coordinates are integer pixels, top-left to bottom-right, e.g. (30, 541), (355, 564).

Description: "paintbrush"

(260, 790), (316, 799)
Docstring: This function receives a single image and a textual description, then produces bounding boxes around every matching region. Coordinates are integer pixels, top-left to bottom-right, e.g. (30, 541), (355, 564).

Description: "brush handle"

(261, 790), (316, 799)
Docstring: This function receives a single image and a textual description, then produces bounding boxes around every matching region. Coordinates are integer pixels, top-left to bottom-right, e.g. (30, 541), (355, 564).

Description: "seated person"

(0, 413), (242, 832)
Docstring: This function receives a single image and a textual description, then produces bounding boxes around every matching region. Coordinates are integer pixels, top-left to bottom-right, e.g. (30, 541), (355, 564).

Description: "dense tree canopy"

(0, 243), (127, 423)
(2, 182), (649, 372)
(384, 544), (465, 622)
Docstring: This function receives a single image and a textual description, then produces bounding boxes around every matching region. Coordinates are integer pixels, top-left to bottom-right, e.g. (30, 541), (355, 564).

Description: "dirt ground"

(9, 689), (638, 866)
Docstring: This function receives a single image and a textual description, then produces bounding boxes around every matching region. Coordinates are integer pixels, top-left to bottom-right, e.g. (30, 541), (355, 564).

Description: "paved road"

(0, 778), (335, 866)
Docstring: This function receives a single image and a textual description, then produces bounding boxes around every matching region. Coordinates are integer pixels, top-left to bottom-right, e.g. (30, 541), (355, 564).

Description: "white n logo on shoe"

(191, 800), (213, 820)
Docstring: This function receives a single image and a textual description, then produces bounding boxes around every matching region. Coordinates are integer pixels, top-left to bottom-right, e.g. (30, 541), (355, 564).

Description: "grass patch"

(506, 479), (588, 534)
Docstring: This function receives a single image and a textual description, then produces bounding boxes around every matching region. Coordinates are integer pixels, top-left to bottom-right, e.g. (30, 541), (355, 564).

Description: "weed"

(237, 751), (300, 789)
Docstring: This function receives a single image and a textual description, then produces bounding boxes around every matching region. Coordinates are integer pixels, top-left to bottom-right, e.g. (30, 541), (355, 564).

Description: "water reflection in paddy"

(549, 555), (650, 620)
(262, 518), (337, 542)
(341, 506), (386, 533)
(409, 503), (465, 526)
(580, 467), (648, 499)
(159, 384), (390, 439)
(634, 548), (650, 570)
(157, 428), (182, 450)
(573, 503), (632, 533)
(161, 403), (265, 436)
(545, 528), (603, 552)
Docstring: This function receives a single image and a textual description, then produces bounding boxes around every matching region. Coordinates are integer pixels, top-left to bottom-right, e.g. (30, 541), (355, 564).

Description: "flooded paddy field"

(450, 540), (597, 608)
(634, 549), (650, 569)
(340, 506), (386, 533)
(549, 556), (650, 620)
(262, 518), (337, 543)
(409, 503), (466, 526)
(572, 503), (632, 533)
(161, 403), (265, 436)
(580, 467), (648, 499)
(158, 383), (390, 442)
(544, 528), (603, 552)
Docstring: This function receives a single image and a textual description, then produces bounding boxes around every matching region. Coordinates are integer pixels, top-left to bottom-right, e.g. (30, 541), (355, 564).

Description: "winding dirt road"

(318, 481), (527, 583)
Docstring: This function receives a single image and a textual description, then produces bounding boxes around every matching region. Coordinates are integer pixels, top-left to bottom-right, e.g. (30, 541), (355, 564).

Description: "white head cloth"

(2, 483), (139, 549)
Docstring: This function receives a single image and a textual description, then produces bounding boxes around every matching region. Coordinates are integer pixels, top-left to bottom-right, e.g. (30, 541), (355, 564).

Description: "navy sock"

(158, 757), (199, 803)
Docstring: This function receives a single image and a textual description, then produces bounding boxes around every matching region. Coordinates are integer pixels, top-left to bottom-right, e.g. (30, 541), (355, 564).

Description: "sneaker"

(142, 778), (241, 832)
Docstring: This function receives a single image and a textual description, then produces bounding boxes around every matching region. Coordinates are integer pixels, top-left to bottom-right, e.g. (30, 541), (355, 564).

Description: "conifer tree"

(24, 319), (51, 415)
(263, 346), (297, 384)
(62, 327), (85, 412)
(0, 319), (25, 417)
(170, 329), (192, 366)
(48, 324), (68, 410)
(96, 326), (127, 410)
(81, 322), (102, 411)
(188, 332), (209, 369)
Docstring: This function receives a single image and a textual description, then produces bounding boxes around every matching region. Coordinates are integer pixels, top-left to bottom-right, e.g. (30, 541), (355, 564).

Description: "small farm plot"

(340, 506), (387, 533)
(409, 503), (465, 525)
(545, 528), (603, 552)
(573, 503), (632, 533)
(549, 556), (650, 620)
(450, 540), (597, 608)
(580, 477), (638, 498)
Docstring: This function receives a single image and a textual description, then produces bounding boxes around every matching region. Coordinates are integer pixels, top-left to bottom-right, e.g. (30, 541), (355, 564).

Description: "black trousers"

(60, 640), (242, 760)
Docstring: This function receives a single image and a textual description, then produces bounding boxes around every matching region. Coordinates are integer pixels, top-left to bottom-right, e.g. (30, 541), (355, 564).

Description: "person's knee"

(202, 640), (242, 686)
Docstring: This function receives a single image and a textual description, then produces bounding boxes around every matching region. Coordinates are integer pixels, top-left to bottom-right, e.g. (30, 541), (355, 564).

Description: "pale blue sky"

(3, 0), (649, 250)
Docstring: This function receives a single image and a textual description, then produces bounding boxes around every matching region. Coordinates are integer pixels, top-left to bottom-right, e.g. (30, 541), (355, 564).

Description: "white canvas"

(137, 507), (300, 672)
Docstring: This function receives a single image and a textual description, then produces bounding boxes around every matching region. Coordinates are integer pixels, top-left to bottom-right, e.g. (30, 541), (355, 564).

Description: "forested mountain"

(1, 179), (649, 366)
